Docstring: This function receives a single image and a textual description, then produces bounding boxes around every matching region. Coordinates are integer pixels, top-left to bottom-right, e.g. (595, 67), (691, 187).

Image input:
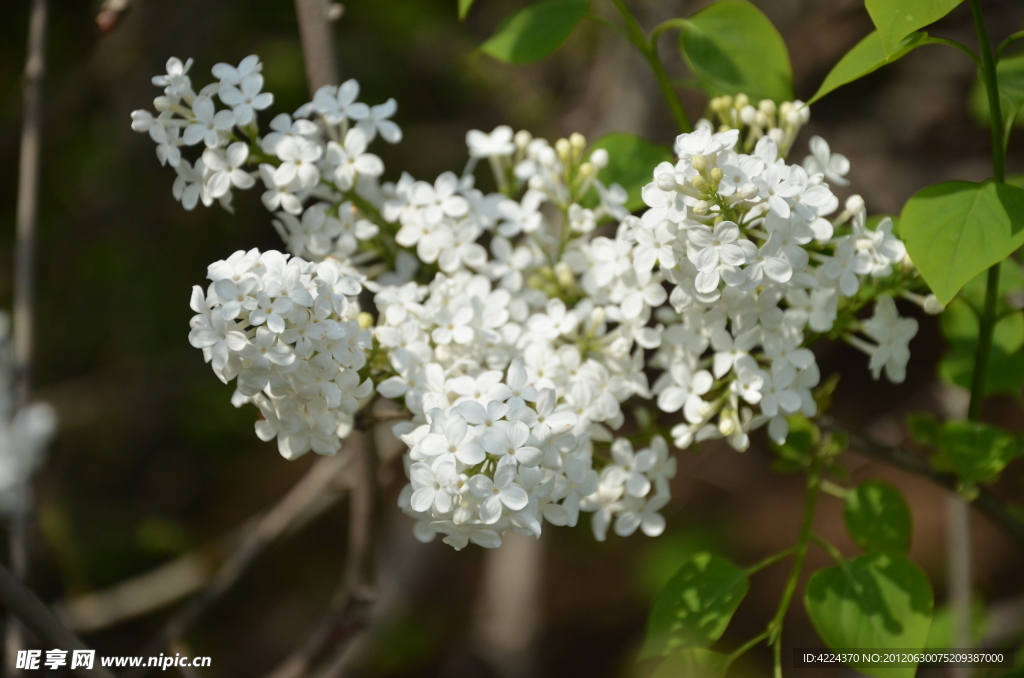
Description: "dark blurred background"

(1, 0), (1023, 676)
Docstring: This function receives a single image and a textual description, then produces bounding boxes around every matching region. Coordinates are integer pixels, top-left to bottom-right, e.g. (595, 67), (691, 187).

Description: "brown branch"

(294, 0), (342, 95)
(54, 469), (345, 634)
(7, 0), (48, 673)
(123, 452), (352, 678)
(820, 416), (1024, 549)
(0, 563), (116, 678)
(262, 432), (377, 678)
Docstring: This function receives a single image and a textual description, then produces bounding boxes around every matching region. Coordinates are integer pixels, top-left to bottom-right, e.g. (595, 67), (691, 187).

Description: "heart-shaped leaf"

(652, 648), (729, 678)
(809, 31), (932, 104)
(844, 481), (913, 554)
(865, 0), (963, 56)
(480, 0), (590, 64)
(805, 553), (934, 678)
(899, 180), (1024, 305)
(939, 277), (1024, 397)
(678, 0), (792, 103)
(587, 133), (673, 213)
(639, 552), (749, 659)
(934, 421), (1024, 483)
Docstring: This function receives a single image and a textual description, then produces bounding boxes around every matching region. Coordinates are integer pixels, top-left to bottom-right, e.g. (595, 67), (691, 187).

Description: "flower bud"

(589, 148), (609, 169)
(693, 200), (710, 215)
(710, 167), (723, 185)
(691, 155), (708, 172)
(690, 175), (709, 192)
(845, 194), (865, 215)
(740, 105), (758, 126)
(758, 99), (776, 116)
(734, 93), (749, 110)
(656, 173), (678, 192)
(357, 312), (374, 329)
(923, 295), (944, 315)
(514, 129), (532, 150)
(555, 138), (571, 162)
(569, 132), (586, 153)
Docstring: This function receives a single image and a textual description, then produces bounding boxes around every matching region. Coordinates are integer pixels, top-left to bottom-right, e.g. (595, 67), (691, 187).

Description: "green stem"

(927, 37), (983, 68)
(810, 534), (846, 565)
(767, 459), (822, 655)
(727, 629), (770, 666)
(608, 0), (692, 133)
(996, 30), (1024, 61)
(745, 546), (798, 576)
(967, 0), (1006, 422)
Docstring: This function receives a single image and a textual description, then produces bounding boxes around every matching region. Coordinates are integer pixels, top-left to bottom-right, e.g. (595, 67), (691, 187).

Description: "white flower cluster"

(632, 123), (919, 450)
(187, 249), (372, 459)
(131, 56), (398, 262)
(0, 313), (57, 516)
(137, 56), (927, 551)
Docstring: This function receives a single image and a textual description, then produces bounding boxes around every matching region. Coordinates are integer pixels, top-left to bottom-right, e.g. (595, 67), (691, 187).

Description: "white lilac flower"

(135, 56), (920, 551)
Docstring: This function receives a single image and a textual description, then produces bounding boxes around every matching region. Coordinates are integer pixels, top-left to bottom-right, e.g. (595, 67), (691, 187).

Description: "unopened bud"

(739, 182), (758, 200)
(690, 175), (709, 192)
(691, 155), (708, 172)
(734, 93), (749, 110)
(589, 148), (609, 169)
(569, 132), (586, 153)
(710, 167), (723, 185)
(514, 129), (532, 149)
(357, 312), (374, 329)
(845, 194), (865, 215)
(923, 295), (944, 315)
(555, 138), (571, 161)
(555, 261), (575, 287)
(656, 173), (678, 192)
(755, 111), (770, 128)
(720, 95), (734, 110)
(758, 99), (776, 116)
(740, 105), (758, 126)
(576, 162), (595, 180)
(693, 200), (710, 215)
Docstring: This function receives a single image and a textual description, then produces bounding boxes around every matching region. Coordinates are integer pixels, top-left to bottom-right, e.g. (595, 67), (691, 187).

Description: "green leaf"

(639, 552), (749, 659)
(934, 420), (1024, 483)
(587, 133), (673, 213)
(925, 600), (987, 649)
(939, 296), (1024, 396)
(844, 481), (913, 554)
(906, 412), (940, 447)
(865, 0), (963, 57)
(969, 54), (1024, 132)
(805, 553), (934, 678)
(479, 0), (589, 64)
(651, 649), (729, 678)
(899, 179), (1024, 305)
(809, 31), (932, 104)
(1010, 173), (1024, 189)
(678, 0), (793, 103)
(458, 0), (475, 20)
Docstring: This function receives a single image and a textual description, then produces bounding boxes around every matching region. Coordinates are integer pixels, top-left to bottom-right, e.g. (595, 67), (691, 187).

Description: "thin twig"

(7, 0), (48, 673)
(55, 471), (345, 634)
(820, 416), (1024, 549)
(294, 0), (341, 94)
(0, 563), (116, 678)
(123, 453), (352, 678)
(262, 432), (377, 678)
